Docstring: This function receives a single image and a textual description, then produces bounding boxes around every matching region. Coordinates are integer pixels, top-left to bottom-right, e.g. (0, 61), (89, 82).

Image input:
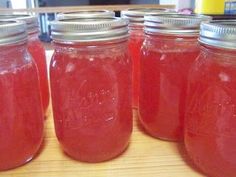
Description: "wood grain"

(0, 4), (175, 13)
(0, 49), (205, 177)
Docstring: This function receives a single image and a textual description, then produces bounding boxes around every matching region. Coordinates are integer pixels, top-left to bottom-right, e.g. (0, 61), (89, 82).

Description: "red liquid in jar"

(28, 34), (49, 113)
(128, 31), (144, 108)
(185, 47), (236, 177)
(139, 35), (199, 141)
(50, 42), (132, 162)
(0, 46), (44, 170)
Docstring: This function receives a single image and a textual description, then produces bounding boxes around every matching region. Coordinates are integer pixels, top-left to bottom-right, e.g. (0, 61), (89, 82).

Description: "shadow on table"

(177, 142), (207, 176)
(134, 109), (206, 176)
(61, 143), (131, 165)
(133, 109), (154, 138)
(0, 136), (48, 172)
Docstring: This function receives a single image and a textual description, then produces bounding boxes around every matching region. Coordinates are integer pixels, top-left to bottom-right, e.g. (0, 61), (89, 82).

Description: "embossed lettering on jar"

(121, 8), (173, 108)
(50, 18), (132, 162)
(139, 14), (211, 141)
(0, 21), (44, 171)
(185, 20), (236, 177)
(0, 14), (50, 113)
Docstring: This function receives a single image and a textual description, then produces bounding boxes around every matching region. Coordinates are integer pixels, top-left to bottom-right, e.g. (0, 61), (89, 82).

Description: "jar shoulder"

(50, 44), (131, 74)
(51, 42), (130, 63)
(142, 36), (199, 53)
(189, 50), (236, 85)
(0, 45), (33, 72)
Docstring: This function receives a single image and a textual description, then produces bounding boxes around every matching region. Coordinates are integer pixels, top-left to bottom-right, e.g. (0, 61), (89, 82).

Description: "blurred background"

(0, 0), (235, 42)
(0, 0), (196, 11)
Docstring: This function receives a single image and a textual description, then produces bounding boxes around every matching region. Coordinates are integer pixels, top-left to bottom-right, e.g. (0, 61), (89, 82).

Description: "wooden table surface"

(0, 50), (205, 177)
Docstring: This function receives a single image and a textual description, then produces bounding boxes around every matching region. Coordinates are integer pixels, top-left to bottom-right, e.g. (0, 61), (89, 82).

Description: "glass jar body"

(128, 26), (144, 108)
(27, 33), (49, 113)
(185, 45), (236, 177)
(0, 43), (44, 170)
(50, 40), (132, 162)
(139, 34), (200, 141)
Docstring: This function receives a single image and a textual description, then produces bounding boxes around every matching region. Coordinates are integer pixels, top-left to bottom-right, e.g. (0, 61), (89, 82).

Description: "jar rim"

(0, 14), (39, 34)
(121, 8), (176, 26)
(0, 20), (27, 45)
(199, 20), (236, 50)
(144, 14), (212, 36)
(56, 10), (115, 20)
(50, 17), (129, 42)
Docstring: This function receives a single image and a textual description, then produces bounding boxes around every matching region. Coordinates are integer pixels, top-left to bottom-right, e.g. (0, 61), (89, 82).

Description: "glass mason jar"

(50, 18), (132, 162)
(56, 10), (115, 20)
(0, 20), (44, 170)
(121, 8), (172, 108)
(139, 14), (211, 141)
(185, 20), (236, 177)
(0, 15), (50, 113)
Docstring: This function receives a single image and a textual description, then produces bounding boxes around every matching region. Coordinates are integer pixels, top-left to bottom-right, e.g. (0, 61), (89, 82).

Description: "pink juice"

(0, 44), (44, 170)
(139, 35), (200, 141)
(50, 42), (132, 162)
(185, 46), (236, 177)
(27, 34), (49, 113)
(128, 31), (144, 108)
